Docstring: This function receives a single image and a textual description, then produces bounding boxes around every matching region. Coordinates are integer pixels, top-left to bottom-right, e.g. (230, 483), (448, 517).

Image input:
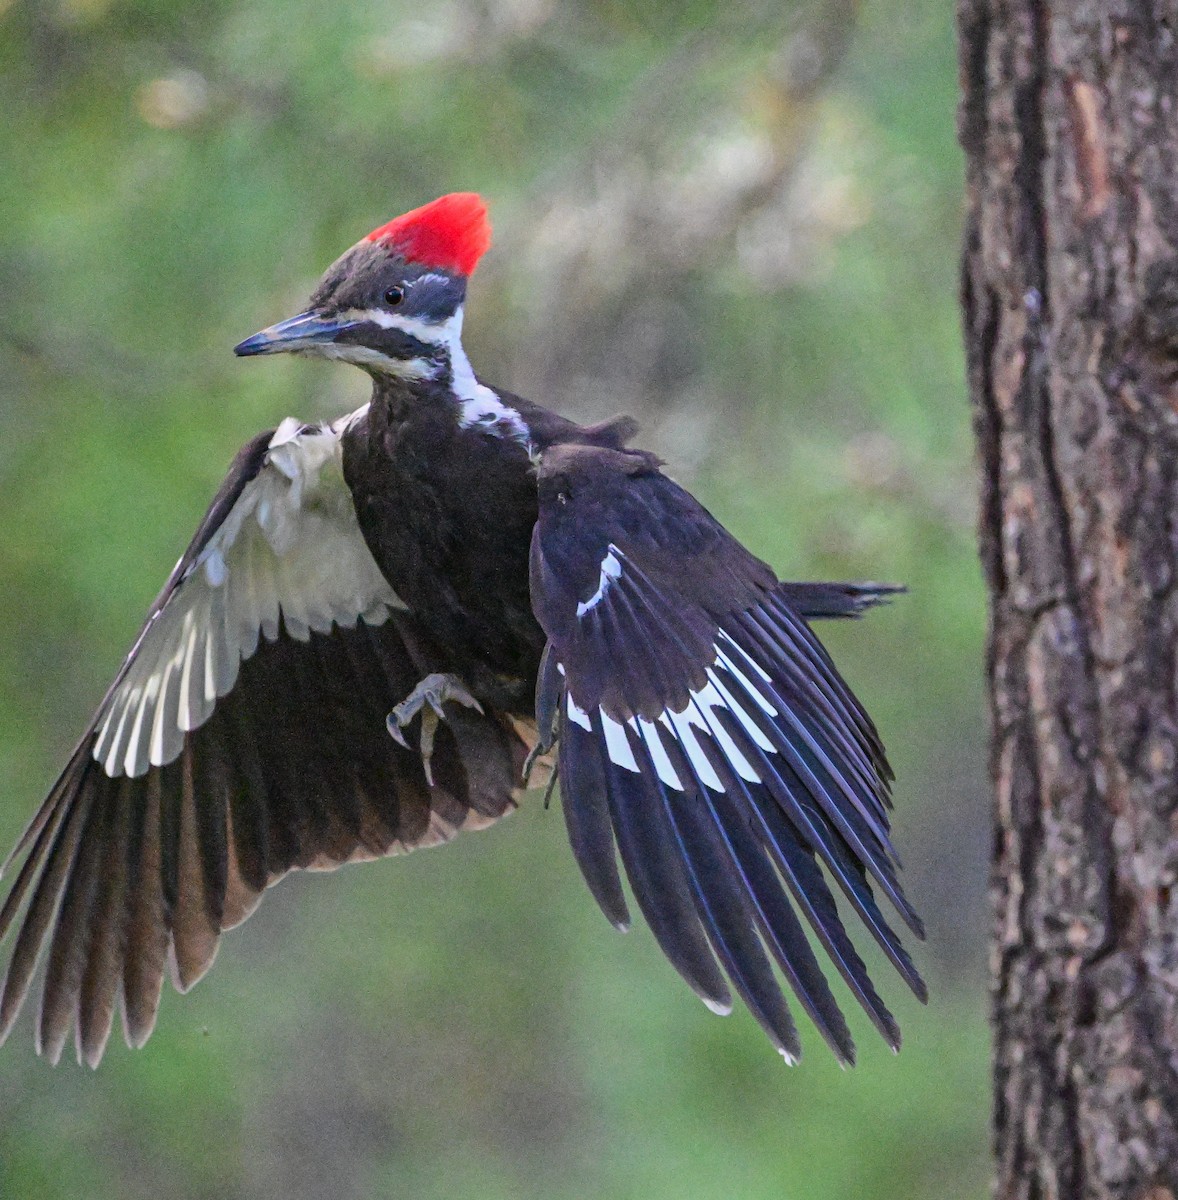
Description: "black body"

(0, 197), (922, 1069)
(341, 381), (634, 711)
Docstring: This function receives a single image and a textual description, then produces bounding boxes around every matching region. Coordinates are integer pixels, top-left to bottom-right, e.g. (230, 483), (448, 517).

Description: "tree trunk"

(959, 0), (1178, 1195)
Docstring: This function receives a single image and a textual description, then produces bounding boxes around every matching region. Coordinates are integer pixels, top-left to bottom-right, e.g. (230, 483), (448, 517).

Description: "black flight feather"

(530, 442), (926, 1064)
(0, 424), (529, 1065)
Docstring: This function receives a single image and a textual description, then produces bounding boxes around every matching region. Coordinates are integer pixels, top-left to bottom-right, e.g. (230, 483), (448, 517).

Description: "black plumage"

(0, 418), (526, 1066)
(0, 192), (921, 1067)
(529, 443), (925, 1064)
(341, 381), (637, 711)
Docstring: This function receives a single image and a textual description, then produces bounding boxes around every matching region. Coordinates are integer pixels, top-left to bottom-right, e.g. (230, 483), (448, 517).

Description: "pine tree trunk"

(959, 0), (1178, 1195)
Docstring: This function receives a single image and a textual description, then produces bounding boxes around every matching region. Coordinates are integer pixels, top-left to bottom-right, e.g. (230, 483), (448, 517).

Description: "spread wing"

(0, 411), (526, 1067)
(529, 445), (925, 1065)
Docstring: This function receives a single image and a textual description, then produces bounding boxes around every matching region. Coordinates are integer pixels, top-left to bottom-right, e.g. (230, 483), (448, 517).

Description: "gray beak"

(233, 310), (358, 357)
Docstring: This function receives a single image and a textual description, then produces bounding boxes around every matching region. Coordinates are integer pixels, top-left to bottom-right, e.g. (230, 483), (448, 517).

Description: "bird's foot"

(522, 641), (561, 790)
(522, 731), (556, 789)
(387, 672), (484, 787)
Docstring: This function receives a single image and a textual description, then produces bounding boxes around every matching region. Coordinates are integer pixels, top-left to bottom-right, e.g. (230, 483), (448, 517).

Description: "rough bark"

(959, 0), (1178, 1195)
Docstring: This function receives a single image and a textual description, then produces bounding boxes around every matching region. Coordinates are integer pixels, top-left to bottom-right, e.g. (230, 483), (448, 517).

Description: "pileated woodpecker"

(0, 193), (924, 1069)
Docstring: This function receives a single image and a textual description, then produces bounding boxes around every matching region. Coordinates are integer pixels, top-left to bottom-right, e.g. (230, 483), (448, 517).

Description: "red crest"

(365, 193), (492, 277)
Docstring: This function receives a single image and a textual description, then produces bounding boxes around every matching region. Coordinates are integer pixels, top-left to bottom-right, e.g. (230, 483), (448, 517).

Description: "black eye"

(384, 285), (405, 306)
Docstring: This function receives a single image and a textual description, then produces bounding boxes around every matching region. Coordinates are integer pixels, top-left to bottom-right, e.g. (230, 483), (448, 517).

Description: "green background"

(0, 0), (987, 1196)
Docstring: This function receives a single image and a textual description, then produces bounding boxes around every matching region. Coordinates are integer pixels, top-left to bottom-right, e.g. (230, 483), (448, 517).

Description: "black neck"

(367, 369), (460, 425)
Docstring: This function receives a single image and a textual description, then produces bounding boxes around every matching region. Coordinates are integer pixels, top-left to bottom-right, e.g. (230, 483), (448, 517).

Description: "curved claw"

(387, 672), (484, 786)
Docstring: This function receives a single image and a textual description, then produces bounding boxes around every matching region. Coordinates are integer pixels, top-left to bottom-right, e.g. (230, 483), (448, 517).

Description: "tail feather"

(777, 581), (906, 620)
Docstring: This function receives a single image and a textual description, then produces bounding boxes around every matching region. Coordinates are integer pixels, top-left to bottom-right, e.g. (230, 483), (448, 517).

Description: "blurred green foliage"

(0, 0), (987, 1196)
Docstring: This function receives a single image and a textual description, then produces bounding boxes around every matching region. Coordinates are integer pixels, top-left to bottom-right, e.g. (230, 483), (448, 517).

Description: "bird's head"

(234, 192), (491, 382)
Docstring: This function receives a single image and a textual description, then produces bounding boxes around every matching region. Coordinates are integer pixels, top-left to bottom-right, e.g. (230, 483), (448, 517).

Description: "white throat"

(443, 308), (532, 448)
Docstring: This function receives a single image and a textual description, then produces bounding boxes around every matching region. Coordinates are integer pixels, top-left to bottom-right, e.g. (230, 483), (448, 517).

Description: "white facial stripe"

(334, 303), (532, 445)
(577, 546), (624, 617)
(408, 309), (530, 444)
(440, 309), (477, 397)
(324, 304), (451, 377)
(340, 307), (447, 342)
(445, 313), (532, 445)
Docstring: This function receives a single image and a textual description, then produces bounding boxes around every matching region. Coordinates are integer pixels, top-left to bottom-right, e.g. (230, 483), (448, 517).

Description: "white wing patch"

(92, 408), (404, 779)
(576, 545), (623, 618)
(565, 638), (777, 794)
